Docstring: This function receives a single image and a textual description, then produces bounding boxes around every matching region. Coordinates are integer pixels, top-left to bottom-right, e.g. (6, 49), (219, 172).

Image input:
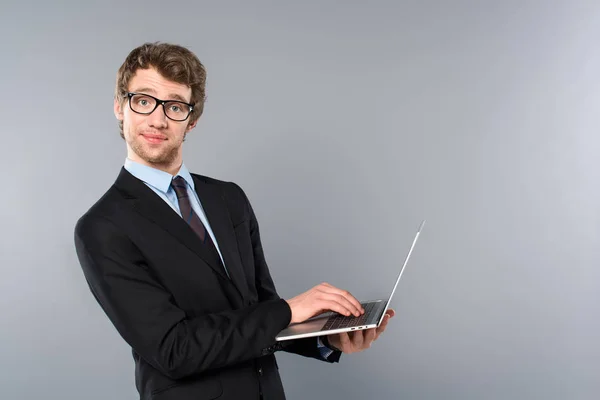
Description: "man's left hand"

(327, 309), (395, 354)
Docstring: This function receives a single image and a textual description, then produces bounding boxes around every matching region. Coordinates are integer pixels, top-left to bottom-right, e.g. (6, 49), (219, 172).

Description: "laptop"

(276, 220), (425, 341)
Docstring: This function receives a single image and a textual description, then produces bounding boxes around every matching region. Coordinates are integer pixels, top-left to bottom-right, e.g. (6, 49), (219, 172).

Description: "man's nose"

(147, 104), (168, 128)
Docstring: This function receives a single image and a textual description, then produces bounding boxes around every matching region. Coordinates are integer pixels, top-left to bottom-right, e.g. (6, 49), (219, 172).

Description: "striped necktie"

(171, 176), (228, 277)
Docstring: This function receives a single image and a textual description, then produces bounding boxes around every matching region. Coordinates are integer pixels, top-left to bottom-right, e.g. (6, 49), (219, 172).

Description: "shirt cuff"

(317, 336), (335, 360)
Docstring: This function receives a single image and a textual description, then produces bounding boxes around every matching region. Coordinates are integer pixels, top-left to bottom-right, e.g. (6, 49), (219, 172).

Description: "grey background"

(1, 1), (598, 399)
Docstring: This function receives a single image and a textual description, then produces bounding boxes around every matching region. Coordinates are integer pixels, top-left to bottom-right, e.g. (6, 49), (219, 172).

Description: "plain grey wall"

(1, 1), (598, 399)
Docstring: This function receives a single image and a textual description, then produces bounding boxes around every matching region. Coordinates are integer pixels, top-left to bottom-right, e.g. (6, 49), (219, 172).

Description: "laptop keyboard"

(321, 302), (378, 331)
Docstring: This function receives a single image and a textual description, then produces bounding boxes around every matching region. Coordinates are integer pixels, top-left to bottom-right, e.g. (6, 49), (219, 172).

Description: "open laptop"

(276, 220), (425, 341)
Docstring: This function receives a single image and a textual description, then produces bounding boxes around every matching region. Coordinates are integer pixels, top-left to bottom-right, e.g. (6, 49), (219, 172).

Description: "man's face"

(114, 67), (196, 171)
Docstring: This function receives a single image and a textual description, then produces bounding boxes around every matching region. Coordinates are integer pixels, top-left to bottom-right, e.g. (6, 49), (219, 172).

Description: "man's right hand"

(285, 282), (364, 325)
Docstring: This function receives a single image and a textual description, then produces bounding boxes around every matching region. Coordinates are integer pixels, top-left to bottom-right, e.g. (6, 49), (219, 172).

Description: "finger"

(374, 315), (390, 339)
(374, 314), (390, 333)
(364, 327), (377, 345)
(317, 296), (355, 316)
(318, 284), (364, 314)
(338, 331), (351, 349)
(380, 313), (391, 329)
(380, 313), (391, 327)
(350, 330), (364, 349)
(374, 325), (385, 339)
(320, 285), (363, 314)
(386, 309), (396, 318)
(319, 292), (363, 317)
(308, 290), (352, 316)
(318, 283), (362, 309)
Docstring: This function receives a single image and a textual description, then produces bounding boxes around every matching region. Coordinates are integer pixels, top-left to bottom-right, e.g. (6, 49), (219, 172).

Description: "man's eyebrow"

(131, 87), (190, 103)
(131, 87), (156, 95)
(167, 93), (189, 103)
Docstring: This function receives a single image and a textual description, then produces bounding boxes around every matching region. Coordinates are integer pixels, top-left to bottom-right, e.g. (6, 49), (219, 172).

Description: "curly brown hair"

(114, 42), (207, 138)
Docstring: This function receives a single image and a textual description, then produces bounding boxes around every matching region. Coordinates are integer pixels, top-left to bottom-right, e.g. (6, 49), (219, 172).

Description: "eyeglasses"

(125, 92), (194, 122)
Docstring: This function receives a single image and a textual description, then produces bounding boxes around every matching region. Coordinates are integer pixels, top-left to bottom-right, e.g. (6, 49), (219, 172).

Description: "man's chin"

(143, 152), (177, 166)
(144, 156), (170, 165)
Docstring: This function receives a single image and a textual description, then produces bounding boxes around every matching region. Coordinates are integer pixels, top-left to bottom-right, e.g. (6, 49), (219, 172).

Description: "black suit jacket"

(74, 168), (340, 400)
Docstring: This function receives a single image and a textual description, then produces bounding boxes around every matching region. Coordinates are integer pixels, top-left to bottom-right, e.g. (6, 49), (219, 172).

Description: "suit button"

(258, 367), (263, 376)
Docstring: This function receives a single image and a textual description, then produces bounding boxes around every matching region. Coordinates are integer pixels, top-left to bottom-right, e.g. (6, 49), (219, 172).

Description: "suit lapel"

(114, 167), (229, 281)
(192, 175), (250, 304)
(113, 167), (250, 306)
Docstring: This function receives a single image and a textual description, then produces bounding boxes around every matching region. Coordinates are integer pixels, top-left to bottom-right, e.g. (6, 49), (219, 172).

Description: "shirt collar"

(124, 158), (195, 194)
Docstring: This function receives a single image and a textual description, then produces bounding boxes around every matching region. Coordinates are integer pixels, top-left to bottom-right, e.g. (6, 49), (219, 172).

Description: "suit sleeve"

(232, 184), (342, 363)
(74, 214), (293, 380)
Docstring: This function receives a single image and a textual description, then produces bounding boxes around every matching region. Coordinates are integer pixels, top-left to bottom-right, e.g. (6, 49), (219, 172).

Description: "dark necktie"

(171, 176), (228, 277)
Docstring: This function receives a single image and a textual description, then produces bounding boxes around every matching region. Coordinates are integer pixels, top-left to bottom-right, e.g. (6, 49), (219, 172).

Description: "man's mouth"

(141, 133), (167, 144)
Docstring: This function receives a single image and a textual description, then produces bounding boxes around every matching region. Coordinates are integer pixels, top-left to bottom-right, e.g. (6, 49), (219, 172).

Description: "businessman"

(74, 42), (394, 400)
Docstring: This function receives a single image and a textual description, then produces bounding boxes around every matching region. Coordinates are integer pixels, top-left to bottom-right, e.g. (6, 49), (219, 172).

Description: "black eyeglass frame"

(125, 92), (195, 122)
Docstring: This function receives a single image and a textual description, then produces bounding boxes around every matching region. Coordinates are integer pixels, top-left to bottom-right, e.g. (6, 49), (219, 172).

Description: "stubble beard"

(127, 131), (184, 167)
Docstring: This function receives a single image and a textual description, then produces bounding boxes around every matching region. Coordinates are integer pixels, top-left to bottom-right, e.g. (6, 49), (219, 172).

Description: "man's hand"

(285, 282), (364, 325)
(327, 309), (395, 354)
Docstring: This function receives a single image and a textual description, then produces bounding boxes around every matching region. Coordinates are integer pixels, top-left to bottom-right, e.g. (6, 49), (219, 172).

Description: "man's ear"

(114, 97), (124, 121)
(186, 119), (198, 133)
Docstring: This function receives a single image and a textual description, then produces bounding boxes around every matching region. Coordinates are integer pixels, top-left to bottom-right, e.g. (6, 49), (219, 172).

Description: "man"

(74, 42), (394, 400)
